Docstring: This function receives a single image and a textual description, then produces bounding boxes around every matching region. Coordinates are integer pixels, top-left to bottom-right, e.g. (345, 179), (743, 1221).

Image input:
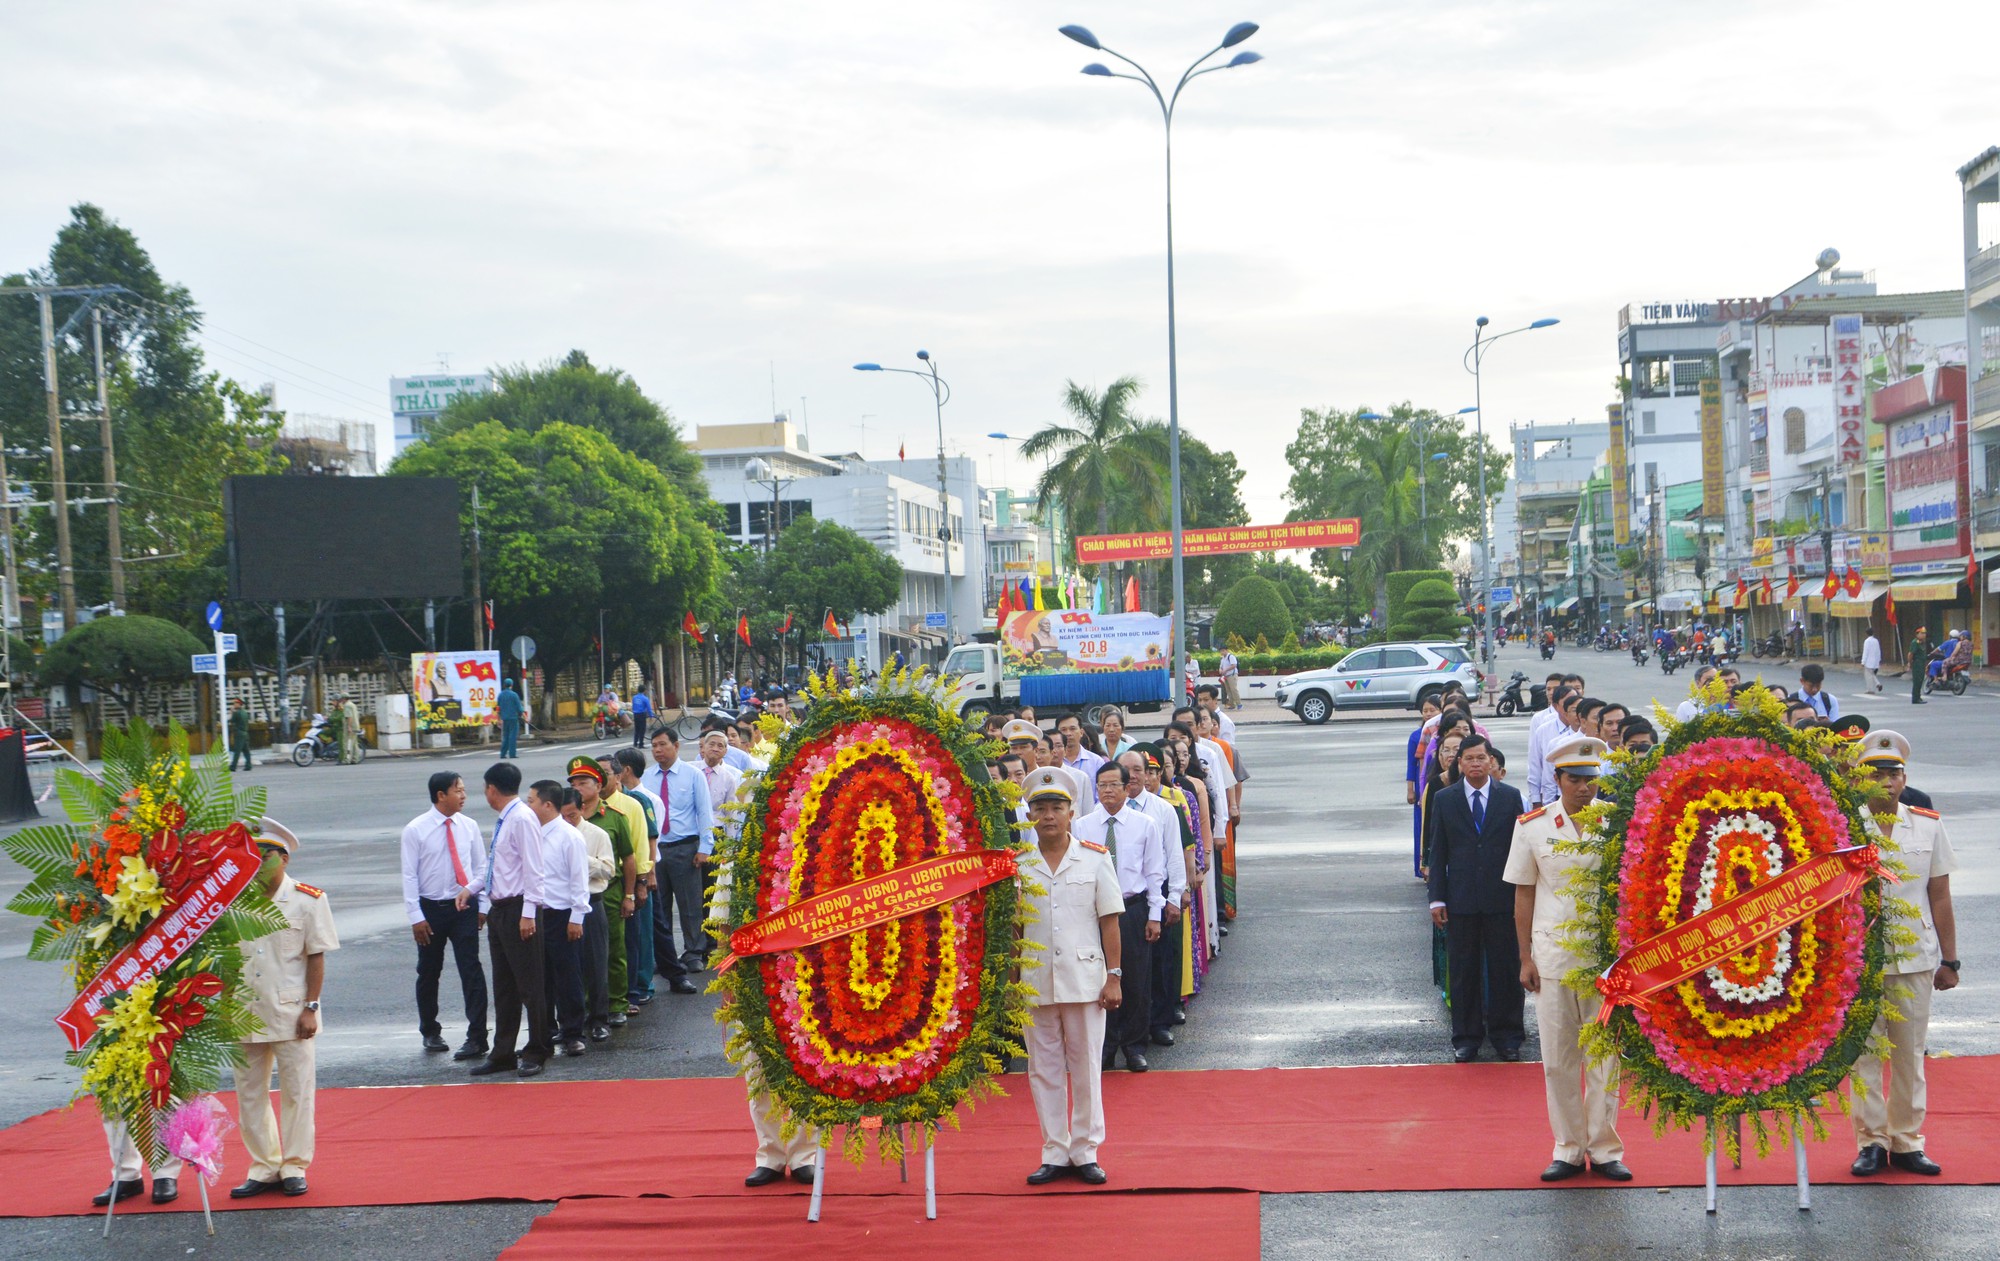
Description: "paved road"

(0, 641), (1992, 1257)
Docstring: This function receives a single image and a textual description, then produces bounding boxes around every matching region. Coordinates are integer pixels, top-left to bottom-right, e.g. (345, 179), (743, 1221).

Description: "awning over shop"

(1830, 581), (1887, 618)
(1623, 599), (1654, 615)
(1890, 577), (1965, 603)
(1658, 589), (1702, 612)
(1556, 596), (1580, 612)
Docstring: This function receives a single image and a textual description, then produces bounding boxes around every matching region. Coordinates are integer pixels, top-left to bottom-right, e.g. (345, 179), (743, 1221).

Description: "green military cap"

(566, 755), (606, 783)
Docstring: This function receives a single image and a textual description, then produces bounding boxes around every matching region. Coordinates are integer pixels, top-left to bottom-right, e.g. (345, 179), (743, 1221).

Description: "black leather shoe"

(563, 1038), (587, 1056)
(1889, 1150), (1941, 1176)
(588, 1024), (611, 1042)
(1851, 1144), (1887, 1176)
(607, 1012), (628, 1027)
(422, 1034), (450, 1053)
(280, 1176), (308, 1196)
(1151, 1029), (1176, 1047)
(1170, 1009), (1187, 1026)
(1025, 1163), (1070, 1186)
(1540, 1160), (1584, 1182)
(633, 993), (655, 1005)
(453, 1041), (489, 1062)
(1592, 1160), (1633, 1182)
(151, 1177), (178, 1204)
(469, 1058), (518, 1076)
(1074, 1162), (1107, 1185)
(92, 1179), (143, 1207)
(670, 978), (699, 994)
(1123, 1050), (1149, 1073)
(1496, 1046), (1522, 1062)
(230, 1178), (280, 1199)
(790, 1166), (816, 1184)
(744, 1166), (783, 1187)
(517, 1059), (545, 1077)
(1453, 1047), (1478, 1063)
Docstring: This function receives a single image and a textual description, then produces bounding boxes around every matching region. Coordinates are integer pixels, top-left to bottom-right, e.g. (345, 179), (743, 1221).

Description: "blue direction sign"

(191, 653), (219, 674)
(924, 612), (947, 629)
(205, 601), (224, 631)
(1488, 587), (1516, 604)
(218, 632), (239, 653)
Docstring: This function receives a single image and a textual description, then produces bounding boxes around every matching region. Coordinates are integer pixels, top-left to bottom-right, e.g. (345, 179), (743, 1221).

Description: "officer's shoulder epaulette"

(1909, 806), (1941, 820)
(1517, 806), (1547, 824)
(293, 882), (326, 898)
(1077, 840), (1109, 854)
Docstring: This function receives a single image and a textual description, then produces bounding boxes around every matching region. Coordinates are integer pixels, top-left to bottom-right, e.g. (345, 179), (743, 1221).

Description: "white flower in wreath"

(1691, 812), (1792, 1004)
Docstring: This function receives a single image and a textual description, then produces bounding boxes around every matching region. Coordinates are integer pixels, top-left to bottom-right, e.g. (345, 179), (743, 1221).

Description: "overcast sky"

(6, 1), (1995, 525)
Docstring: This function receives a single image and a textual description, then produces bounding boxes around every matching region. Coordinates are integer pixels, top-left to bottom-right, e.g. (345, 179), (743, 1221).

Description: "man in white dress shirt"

(526, 781), (590, 1058)
(471, 762), (551, 1078)
(641, 726), (718, 991)
(1072, 761), (1165, 1073)
(1524, 683), (1570, 809)
(401, 771), (490, 1060)
(1057, 713), (1106, 807)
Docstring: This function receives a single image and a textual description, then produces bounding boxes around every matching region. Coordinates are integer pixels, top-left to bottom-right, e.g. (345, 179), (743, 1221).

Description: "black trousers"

(583, 893), (610, 1025)
(632, 713), (649, 746)
(540, 908), (587, 1043)
(1112, 893), (1155, 1056)
(1150, 901), (1183, 1033)
(415, 897), (488, 1043)
(229, 740), (253, 772)
(487, 897), (551, 1064)
(1444, 911), (1524, 1052)
(653, 837), (710, 978)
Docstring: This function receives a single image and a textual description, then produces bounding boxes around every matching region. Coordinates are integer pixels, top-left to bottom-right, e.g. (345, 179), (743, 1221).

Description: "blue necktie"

(1471, 788), (1485, 833)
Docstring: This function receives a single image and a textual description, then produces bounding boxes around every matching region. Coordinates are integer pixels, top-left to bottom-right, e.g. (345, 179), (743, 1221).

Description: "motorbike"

(1925, 657), (1972, 696)
(1631, 640), (1649, 667)
(291, 712), (370, 767)
(1659, 644), (1686, 676)
(1749, 632), (1786, 659)
(1538, 635), (1555, 661)
(1493, 671), (1548, 718)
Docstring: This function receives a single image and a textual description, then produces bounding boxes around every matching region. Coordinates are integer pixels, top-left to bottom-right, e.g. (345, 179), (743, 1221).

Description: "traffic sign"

(1488, 587), (1515, 604)
(924, 612), (947, 629)
(511, 635), (536, 663)
(217, 632), (238, 653)
(191, 653), (219, 674)
(205, 601), (224, 631)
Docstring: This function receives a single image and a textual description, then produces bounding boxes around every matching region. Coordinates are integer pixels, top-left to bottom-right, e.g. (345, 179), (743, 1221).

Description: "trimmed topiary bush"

(1389, 577), (1467, 640)
(1214, 574), (1294, 648)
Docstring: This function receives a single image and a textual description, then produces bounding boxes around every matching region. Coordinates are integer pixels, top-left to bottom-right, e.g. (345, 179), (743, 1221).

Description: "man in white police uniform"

(1018, 766), (1124, 1187)
(1850, 729), (1960, 1177)
(1503, 733), (1630, 1183)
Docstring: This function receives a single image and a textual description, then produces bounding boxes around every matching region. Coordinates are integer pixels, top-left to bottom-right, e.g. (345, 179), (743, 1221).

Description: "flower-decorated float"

(711, 668), (1032, 1218)
(1561, 682), (1906, 1209)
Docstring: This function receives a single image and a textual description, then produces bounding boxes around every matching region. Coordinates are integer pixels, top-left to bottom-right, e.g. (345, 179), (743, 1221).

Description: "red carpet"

(5, 1059), (1999, 1217)
(499, 1192), (1262, 1260)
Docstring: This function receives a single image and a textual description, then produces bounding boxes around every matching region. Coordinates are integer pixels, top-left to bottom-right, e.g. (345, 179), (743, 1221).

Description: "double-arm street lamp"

(1060, 19), (1261, 690)
(1463, 316), (1559, 675)
(855, 352), (956, 641)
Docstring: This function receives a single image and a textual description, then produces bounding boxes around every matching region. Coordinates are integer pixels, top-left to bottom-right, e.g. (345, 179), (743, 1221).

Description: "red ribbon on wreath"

(144, 972), (225, 1108)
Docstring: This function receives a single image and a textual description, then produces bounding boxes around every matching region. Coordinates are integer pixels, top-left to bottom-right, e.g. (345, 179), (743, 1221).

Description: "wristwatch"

(1942, 960), (1961, 973)
(1106, 967), (1123, 977)
(304, 1000), (321, 1012)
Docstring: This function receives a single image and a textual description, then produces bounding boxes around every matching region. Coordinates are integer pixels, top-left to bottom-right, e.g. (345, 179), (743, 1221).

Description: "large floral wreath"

(712, 669), (1031, 1159)
(1563, 684), (1903, 1151)
(4, 721), (287, 1160)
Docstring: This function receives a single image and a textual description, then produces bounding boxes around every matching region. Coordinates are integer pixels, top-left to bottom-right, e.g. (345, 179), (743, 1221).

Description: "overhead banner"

(1607, 403), (1631, 546)
(1699, 377), (1726, 518)
(412, 650), (502, 731)
(1076, 518), (1360, 565)
(1001, 609), (1172, 672)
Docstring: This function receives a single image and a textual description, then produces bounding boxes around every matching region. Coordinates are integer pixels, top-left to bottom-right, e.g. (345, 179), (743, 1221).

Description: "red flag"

(483, 600), (494, 633)
(780, 609), (793, 634)
(1123, 577), (1140, 613)
(736, 614), (752, 648)
(1734, 578), (1747, 607)
(1786, 568), (1801, 600)
(1969, 553), (1982, 591)
(1820, 571), (1840, 600)
(1843, 565), (1863, 598)
(822, 608), (839, 637)
(1760, 576), (1773, 603)
(682, 611), (704, 642)
(1885, 590), (1898, 626)
(898, 441), (905, 461)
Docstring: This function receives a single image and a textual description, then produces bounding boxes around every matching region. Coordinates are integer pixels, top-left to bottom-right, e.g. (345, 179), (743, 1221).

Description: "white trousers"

(104, 1116), (181, 1182)
(1864, 666), (1882, 692)
(1536, 978), (1622, 1164)
(1026, 1001), (1107, 1165)
(1852, 971), (1934, 1153)
(233, 1038), (317, 1181)
(747, 1066), (820, 1171)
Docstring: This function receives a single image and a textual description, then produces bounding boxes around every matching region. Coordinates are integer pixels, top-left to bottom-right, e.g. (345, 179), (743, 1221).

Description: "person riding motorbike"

(1929, 629), (1971, 681)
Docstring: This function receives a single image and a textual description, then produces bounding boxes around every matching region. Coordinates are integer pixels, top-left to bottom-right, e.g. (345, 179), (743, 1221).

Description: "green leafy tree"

(1389, 578), (1468, 640)
(1022, 377), (1170, 580)
(389, 421), (720, 690)
(40, 615), (207, 730)
(730, 517), (902, 674)
(1213, 574), (1293, 646)
(422, 350), (707, 503)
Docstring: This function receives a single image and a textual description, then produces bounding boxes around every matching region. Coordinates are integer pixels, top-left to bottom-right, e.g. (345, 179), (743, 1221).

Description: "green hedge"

(1196, 646), (1348, 675)
(1385, 569), (1454, 631)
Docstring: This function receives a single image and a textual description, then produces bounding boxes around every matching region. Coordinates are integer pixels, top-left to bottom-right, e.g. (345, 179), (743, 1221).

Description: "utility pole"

(470, 483), (484, 651)
(1818, 467), (1834, 660)
(91, 308), (126, 609)
(38, 293), (78, 630)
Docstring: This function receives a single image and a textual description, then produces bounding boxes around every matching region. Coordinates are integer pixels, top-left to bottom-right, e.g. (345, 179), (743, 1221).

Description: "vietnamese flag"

(1843, 565), (1863, 598)
(1786, 569), (1801, 600)
(1761, 576), (1773, 603)
(1885, 590), (1898, 626)
(822, 608), (839, 637)
(736, 614), (753, 648)
(682, 611), (704, 642)
(1969, 553), (1982, 591)
(1735, 578), (1747, 607)
(780, 609), (793, 634)
(1821, 571), (1840, 601)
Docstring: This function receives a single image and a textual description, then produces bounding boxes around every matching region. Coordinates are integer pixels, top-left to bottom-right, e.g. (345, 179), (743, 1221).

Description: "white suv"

(1274, 642), (1482, 724)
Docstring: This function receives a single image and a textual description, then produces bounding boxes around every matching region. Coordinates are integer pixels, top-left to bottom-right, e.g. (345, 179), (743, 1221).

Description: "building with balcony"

(1492, 419), (1607, 627)
(1962, 146), (2000, 660)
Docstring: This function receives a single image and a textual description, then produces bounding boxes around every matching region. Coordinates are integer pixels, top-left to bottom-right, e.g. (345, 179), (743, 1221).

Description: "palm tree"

(1021, 378), (1171, 599)
(1324, 425), (1433, 619)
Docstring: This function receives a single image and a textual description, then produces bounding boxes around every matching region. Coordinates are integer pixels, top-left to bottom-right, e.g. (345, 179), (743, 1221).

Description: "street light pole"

(854, 355), (956, 641)
(1464, 316), (1559, 677)
(1062, 19), (1262, 694)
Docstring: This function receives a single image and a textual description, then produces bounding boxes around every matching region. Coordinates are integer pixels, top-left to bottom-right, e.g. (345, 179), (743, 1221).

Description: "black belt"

(663, 835), (700, 845)
(1123, 893), (1148, 907)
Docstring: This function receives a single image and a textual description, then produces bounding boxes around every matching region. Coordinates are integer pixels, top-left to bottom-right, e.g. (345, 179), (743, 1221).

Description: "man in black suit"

(1426, 734), (1527, 1062)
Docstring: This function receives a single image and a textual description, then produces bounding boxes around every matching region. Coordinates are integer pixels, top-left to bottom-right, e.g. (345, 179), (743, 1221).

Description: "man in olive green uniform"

(568, 756), (636, 1027)
(229, 699), (253, 772)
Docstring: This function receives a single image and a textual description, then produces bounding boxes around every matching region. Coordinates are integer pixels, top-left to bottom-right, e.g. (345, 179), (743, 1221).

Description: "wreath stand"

(1703, 1114), (1811, 1214)
(807, 1124), (936, 1223)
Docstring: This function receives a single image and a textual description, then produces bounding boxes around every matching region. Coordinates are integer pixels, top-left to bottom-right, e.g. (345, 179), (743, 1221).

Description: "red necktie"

(444, 816), (470, 888)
